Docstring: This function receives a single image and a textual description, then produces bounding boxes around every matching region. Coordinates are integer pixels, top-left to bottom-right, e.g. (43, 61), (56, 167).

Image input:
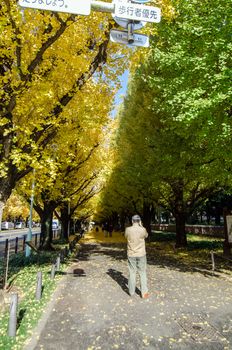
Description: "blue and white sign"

(18, 0), (91, 15)
(110, 29), (149, 47)
(131, 0), (150, 3)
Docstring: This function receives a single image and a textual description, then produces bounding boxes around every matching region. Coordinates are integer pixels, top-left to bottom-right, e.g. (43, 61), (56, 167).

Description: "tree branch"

(25, 15), (76, 82)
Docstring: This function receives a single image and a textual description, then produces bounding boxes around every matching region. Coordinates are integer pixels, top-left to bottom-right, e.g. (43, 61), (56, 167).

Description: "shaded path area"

(24, 235), (232, 350)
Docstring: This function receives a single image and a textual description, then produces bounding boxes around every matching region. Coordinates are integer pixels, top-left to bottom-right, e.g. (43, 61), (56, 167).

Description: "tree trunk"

(142, 202), (153, 236)
(119, 213), (126, 232)
(172, 181), (188, 248)
(60, 205), (69, 241)
(0, 177), (15, 228)
(34, 198), (57, 250)
(39, 205), (54, 249)
(111, 211), (119, 229)
(215, 207), (221, 225)
(175, 212), (187, 247)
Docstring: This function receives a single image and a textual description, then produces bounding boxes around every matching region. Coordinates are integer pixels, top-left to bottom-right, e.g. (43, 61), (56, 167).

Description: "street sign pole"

(127, 22), (134, 44)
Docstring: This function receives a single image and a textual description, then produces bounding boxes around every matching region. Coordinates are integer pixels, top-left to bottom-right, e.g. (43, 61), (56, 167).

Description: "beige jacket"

(125, 223), (148, 257)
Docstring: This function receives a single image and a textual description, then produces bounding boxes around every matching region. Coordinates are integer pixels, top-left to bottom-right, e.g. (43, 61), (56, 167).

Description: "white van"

(15, 222), (26, 229)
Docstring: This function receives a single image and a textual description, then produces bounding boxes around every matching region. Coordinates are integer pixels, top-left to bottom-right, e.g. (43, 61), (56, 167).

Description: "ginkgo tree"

(17, 74), (114, 247)
(0, 0), (129, 227)
(2, 191), (32, 221)
(95, 108), (158, 232)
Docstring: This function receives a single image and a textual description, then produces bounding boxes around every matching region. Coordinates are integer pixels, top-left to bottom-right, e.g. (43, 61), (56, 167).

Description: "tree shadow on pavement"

(55, 268), (86, 277)
(77, 244), (99, 261)
(77, 243), (227, 279)
(107, 268), (140, 296)
(77, 243), (127, 262)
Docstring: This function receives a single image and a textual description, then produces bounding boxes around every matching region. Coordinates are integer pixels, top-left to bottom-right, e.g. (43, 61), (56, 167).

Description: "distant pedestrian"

(125, 215), (149, 299)
(109, 223), (113, 237)
(102, 222), (109, 237)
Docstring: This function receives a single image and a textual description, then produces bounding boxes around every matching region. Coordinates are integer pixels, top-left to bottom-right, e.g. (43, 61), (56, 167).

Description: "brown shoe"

(142, 292), (150, 299)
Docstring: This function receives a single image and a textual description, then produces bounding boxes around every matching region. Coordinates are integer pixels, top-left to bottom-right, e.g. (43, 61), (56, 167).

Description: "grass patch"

(150, 230), (223, 251)
(150, 231), (176, 242)
(0, 244), (71, 350)
(148, 231), (230, 272)
(187, 234), (223, 251)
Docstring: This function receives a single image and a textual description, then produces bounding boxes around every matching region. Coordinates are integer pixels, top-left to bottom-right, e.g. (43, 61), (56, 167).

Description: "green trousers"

(128, 255), (148, 296)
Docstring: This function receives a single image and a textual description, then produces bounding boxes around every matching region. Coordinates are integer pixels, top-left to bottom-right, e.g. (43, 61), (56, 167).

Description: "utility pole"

(26, 169), (35, 257)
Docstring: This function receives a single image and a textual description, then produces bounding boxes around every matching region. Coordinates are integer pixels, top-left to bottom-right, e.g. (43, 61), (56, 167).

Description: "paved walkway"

(24, 235), (232, 350)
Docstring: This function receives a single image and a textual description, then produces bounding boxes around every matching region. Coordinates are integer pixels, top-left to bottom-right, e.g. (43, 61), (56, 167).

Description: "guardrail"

(0, 230), (60, 289)
(0, 230), (60, 259)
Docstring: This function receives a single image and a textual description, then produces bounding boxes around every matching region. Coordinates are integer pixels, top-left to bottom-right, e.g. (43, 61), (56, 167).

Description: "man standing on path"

(125, 215), (149, 299)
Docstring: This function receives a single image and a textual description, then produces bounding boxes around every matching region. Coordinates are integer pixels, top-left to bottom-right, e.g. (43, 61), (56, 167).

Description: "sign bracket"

(127, 22), (134, 44)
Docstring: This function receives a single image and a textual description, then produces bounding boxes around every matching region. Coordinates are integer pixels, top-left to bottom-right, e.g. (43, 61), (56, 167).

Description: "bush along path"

(24, 230), (232, 350)
(0, 242), (71, 350)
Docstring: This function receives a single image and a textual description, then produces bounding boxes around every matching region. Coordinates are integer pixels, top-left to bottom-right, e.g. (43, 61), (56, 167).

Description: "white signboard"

(114, 1), (161, 23)
(110, 29), (149, 47)
(226, 215), (232, 243)
(18, 0), (91, 16)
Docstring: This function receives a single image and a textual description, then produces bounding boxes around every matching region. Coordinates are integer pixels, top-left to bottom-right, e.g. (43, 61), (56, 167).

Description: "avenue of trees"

(1, 0), (231, 249)
(96, 0), (232, 247)
(1, 0), (174, 247)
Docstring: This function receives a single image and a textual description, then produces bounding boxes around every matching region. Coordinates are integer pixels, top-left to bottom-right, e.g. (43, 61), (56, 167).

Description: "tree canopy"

(97, 0), (232, 246)
(0, 0), (129, 226)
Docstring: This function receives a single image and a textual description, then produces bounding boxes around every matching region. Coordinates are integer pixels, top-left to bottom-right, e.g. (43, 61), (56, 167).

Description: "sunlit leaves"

(96, 0), (232, 228)
(0, 0), (129, 211)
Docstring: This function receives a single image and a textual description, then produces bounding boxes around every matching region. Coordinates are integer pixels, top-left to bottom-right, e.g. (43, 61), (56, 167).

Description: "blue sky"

(111, 69), (129, 118)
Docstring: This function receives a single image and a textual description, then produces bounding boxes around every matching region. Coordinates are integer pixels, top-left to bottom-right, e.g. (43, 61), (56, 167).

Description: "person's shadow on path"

(107, 268), (140, 296)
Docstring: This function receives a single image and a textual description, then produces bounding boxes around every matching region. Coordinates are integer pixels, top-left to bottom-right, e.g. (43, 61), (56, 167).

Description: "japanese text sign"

(18, 0), (91, 16)
(114, 2), (161, 23)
